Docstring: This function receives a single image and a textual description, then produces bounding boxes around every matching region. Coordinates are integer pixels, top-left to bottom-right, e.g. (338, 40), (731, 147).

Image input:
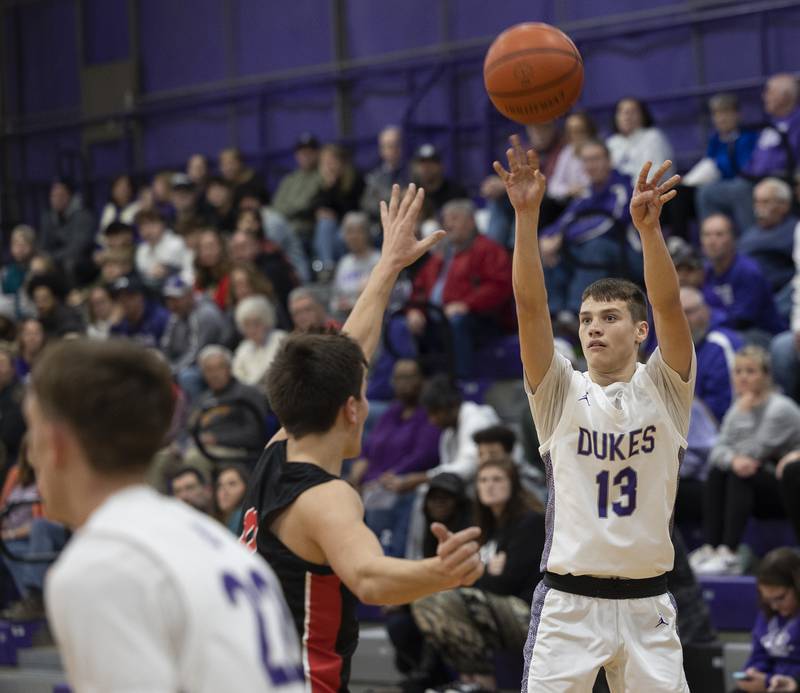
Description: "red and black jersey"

(241, 440), (359, 693)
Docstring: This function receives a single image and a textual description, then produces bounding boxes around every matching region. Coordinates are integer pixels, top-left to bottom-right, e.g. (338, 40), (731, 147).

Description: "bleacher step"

(17, 646), (62, 671)
(0, 667), (66, 693)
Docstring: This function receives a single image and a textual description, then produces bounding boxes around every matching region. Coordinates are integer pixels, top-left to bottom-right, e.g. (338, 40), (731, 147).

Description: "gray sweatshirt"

(708, 392), (800, 470)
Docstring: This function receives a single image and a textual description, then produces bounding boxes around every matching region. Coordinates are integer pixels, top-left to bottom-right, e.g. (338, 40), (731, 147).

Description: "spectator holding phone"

(733, 548), (800, 692)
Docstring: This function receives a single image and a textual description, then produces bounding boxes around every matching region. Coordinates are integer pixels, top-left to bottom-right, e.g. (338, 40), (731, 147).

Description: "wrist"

(374, 258), (402, 281)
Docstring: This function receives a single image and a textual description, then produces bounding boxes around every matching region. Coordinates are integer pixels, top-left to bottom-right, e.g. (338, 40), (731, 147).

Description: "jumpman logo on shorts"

(578, 392), (590, 406)
(655, 614), (669, 628)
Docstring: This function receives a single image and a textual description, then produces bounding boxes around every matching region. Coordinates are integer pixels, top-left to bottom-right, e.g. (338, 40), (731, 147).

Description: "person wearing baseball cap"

(272, 133), (323, 239)
(411, 143), (467, 218)
(109, 274), (169, 348)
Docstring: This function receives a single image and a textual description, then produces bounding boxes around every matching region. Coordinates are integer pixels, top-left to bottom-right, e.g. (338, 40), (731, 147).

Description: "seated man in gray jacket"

(159, 276), (232, 402)
(183, 345), (270, 477)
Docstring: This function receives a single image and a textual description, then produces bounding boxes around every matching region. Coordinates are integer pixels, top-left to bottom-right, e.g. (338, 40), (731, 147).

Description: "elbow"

(352, 576), (385, 606)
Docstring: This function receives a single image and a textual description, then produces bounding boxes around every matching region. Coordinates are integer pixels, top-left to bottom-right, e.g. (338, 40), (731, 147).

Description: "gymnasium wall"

(2, 0), (800, 227)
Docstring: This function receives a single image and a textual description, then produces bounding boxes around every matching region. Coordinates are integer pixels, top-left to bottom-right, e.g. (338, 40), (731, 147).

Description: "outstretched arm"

(494, 135), (552, 390)
(630, 161), (692, 380)
(342, 183), (445, 362)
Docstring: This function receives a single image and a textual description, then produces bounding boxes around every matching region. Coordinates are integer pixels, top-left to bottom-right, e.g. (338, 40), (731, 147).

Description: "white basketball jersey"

(46, 485), (305, 693)
(527, 347), (695, 579)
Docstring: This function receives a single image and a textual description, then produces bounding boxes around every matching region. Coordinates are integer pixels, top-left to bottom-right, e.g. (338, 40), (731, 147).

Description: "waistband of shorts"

(543, 571), (668, 599)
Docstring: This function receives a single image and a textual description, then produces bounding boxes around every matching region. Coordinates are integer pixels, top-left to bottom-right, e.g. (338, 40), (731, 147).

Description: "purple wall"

(2, 0), (800, 226)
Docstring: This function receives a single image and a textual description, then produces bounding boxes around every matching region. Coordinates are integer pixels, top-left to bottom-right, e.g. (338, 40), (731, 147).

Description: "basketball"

(483, 22), (584, 124)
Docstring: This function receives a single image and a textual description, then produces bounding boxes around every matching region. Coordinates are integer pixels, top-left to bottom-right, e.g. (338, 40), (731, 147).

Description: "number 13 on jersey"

(596, 467), (637, 518)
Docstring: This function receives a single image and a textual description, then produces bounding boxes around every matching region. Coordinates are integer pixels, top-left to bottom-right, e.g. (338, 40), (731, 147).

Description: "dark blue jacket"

(706, 129), (758, 179)
(739, 216), (798, 292)
(703, 254), (786, 335)
(110, 300), (170, 348)
(695, 327), (743, 423)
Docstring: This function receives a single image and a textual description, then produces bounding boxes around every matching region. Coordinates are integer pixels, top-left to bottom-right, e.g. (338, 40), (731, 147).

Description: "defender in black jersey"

(241, 185), (485, 693)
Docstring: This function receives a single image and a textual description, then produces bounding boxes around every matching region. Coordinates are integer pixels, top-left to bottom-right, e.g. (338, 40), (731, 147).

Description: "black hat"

(427, 472), (465, 497)
(110, 274), (146, 296)
(414, 143), (441, 162)
(294, 132), (320, 151)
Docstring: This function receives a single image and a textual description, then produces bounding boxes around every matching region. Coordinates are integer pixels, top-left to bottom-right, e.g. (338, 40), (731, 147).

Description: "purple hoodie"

(745, 611), (800, 687)
(540, 169), (632, 244)
(744, 107), (800, 178)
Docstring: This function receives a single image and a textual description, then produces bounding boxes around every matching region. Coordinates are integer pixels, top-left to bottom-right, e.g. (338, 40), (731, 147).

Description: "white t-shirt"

(135, 231), (195, 285)
(527, 347), (695, 579)
(46, 485), (304, 693)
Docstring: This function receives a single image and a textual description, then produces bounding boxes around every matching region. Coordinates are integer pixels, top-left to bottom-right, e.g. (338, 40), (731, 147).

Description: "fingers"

(510, 133), (526, 169)
(527, 148), (540, 171)
(401, 186), (425, 226)
(505, 147), (517, 172)
(436, 525), (481, 557)
(396, 183), (417, 221)
(659, 189), (677, 204)
(417, 229), (447, 255)
(656, 173), (681, 194)
(636, 161), (652, 191)
(430, 522), (452, 544)
(493, 160), (509, 181)
(440, 541), (481, 572)
(379, 200), (388, 232)
(387, 183), (400, 222)
(648, 160), (672, 186)
(459, 561), (485, 586)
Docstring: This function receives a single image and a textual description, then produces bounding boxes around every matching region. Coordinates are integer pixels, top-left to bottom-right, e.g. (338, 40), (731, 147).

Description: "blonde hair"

(735, 345), (772, 376)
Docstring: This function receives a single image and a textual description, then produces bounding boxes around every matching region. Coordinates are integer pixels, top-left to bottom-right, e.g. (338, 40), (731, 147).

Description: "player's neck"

(69, 469), (149, 529)
(587, 360), (637, 387)
(286, 434), (347, 476)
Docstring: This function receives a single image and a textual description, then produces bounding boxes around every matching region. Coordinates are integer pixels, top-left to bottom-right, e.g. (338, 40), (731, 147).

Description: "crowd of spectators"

(0, 69), (800, 689)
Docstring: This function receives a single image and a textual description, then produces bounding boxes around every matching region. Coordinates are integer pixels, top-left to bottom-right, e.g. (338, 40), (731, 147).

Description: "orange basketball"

(483, 22), (584, 125)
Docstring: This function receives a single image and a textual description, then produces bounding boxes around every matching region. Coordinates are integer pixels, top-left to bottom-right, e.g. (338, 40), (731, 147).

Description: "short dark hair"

(757, 547), (800, 617)
(30, 339), (175, 474)
(104, 221), (136, 238)
(420, 374), (462, 413)
(207, 175), (231, 190)
(266, 332), (367, 439)
(473, 425), (516, 454)
(581, 278), (648, 323)
(27, 272), (68, 301)
(170, 465), (208, 488)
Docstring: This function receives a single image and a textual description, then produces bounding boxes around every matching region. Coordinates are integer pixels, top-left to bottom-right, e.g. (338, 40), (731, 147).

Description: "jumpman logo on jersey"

(655, 614), (669, 629)
(578, 391), (590, 406)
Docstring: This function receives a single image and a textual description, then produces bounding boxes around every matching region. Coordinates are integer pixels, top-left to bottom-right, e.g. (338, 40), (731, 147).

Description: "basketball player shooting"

(494, 134), (694, 692)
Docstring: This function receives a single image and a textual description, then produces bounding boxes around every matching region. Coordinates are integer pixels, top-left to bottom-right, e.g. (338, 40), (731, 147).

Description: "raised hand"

(630, 161), (681, 234)
(430, 523), (484, 588)
(492, 134), (547, 213)
(379, 184), (446, 273)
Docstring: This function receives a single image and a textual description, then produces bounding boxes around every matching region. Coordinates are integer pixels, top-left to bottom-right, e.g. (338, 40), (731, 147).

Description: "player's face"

(476, 465), (512, 512)
(23, 394), (67, 524)
(759, 584), (800, 619)
(578, 298), (645, 373)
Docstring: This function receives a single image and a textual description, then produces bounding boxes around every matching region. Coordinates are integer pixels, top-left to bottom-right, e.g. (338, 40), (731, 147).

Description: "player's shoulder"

(292, 476), (363, 519)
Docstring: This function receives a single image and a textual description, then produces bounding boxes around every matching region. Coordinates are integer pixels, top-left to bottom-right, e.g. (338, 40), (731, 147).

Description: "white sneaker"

(694, 545), (744, 575)
(688, 544), (716, 571)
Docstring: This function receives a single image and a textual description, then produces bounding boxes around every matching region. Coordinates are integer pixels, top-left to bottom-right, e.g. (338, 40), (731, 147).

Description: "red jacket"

(411, 234), (515, 329)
